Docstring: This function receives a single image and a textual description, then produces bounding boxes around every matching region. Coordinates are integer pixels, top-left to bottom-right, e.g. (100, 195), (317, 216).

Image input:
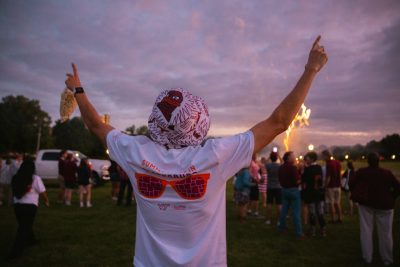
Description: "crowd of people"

(0, 151), (136, 259)
(57, 151), (134, 207)
(1, 37), (398, 266)
(1, 149), (399, 264)
(57, 150), (93, 207)
(234, 150), (400, 266)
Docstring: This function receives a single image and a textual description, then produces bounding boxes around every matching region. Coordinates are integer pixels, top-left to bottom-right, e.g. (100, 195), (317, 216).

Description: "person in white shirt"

(0, 158), (13, 206)
(8, 159), (49, 259)
(10, 153), (23, 177)
(64, 36), (327, 266)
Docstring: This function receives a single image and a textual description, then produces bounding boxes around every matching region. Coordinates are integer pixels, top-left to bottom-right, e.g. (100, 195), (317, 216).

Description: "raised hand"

(65, 63), (82, 90)
(306, 35), (328, 72)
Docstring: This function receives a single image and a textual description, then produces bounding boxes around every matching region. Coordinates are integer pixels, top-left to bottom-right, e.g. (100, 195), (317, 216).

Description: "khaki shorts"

(325, 187), (341, 204)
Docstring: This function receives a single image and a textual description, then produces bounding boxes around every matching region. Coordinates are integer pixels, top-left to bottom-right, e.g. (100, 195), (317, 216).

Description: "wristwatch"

(73, 87), (85, 95)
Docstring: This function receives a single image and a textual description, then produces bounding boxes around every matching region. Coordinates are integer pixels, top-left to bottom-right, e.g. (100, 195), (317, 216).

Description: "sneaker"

(86, 202), (92, 208)
(112, 197), (118, 201)
(65, 201), (71, 206)
(265, 220), (271, 225)
(80, 202), (84, 208)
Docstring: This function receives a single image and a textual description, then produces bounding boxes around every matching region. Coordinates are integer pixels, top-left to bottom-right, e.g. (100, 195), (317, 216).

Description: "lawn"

(0, 161), (399, 267)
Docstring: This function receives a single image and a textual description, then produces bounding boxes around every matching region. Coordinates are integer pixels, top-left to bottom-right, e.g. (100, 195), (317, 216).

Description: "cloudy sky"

(1, 0), (399, 151)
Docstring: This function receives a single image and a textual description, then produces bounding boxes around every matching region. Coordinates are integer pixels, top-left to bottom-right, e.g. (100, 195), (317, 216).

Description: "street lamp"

(345, 154), (349, 160)
(308, 144), (314, 151)
(392, 154), (396, 160)
(35, 116), (49, 153)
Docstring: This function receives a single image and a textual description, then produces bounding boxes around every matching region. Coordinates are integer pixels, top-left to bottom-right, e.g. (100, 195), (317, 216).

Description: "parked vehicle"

(35, 149), (110, 186)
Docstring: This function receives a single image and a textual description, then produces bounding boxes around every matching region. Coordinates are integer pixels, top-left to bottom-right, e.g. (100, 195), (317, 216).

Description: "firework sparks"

(283, 103), (311, 151)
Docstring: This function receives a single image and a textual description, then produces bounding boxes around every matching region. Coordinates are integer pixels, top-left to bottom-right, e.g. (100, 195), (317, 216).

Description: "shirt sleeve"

(106, 129), (136, 170)
(211, 131), (254, 181)
(34, 176), (46, 193)
(388, 170), (400, 198)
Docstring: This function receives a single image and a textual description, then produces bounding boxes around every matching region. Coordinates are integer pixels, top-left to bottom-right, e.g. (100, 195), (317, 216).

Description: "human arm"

(40, 192), (50, 207)
(64, 63), (114, 146)
(250, 36), (328, 153)
(293, 165), (301, 186)
(389, 171), (400, 199)
(314, 166), (323, 190)
(348, 169), (358, 193)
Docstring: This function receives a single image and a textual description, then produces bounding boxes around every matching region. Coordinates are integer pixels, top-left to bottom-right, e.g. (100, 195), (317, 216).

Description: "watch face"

(74, 87), (84, 94)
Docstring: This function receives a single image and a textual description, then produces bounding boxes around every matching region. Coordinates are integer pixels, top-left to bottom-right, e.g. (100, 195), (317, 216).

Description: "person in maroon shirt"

(322, 150), (342, 223)
(278, 151), (303, 238)
(349, 152), (400, 265)
(63, 153), (78, 206)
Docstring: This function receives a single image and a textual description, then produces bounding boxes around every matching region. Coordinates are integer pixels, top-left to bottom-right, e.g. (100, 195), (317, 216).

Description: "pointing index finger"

(72, 63), (79, 78)
(312, 35), (321, 50)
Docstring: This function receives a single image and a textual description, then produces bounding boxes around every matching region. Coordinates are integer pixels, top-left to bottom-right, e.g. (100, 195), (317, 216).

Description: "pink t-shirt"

(107, 129), (254, 267)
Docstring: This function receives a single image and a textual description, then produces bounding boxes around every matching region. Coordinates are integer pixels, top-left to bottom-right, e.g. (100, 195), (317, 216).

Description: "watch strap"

(74, 87), (85, 95)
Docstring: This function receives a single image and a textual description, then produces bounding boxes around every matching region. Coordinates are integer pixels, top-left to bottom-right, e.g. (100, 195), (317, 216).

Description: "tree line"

(330, 134), (400, 161)
(0, 95), (148, 159)
(0, 95), (398, 160)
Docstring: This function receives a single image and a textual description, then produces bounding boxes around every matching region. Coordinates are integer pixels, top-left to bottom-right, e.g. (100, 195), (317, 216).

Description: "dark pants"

(117, 179), (133, 206)
(11, 204), (37, 256)
(308, 201), (326, 228)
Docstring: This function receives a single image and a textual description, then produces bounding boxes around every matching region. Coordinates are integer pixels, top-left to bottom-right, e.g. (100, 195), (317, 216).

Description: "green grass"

(0, 162), (399, 267)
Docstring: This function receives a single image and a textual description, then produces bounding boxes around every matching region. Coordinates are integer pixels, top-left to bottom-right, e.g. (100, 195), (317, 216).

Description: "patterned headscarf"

(148, 88), (210, 149)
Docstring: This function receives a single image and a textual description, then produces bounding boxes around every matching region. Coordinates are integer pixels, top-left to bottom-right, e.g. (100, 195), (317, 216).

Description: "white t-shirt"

(107, 129), (254, 267)
(0, 164), (12, 184)
(13, 175), (46, 206)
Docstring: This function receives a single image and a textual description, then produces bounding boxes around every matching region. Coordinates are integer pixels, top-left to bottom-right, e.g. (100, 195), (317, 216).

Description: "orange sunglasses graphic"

(135, 173), (210, 200)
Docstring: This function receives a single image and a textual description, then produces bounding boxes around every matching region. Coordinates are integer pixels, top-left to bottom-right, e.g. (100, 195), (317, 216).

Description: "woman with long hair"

(77, 158), (92, 208)
(9, 159), (49, 259)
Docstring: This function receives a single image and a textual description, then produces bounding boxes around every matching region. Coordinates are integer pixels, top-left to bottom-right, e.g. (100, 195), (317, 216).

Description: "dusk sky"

(1, 1), (399, 151)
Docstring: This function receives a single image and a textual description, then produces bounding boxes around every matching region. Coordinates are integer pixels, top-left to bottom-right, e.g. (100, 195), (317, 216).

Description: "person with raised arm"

(64, 36), (327, 267)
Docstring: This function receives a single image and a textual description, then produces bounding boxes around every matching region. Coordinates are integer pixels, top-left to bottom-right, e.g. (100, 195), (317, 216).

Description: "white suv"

(35, 149), (110, 185)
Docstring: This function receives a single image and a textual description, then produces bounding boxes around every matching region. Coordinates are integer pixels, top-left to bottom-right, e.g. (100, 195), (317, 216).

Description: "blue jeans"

(278, 187), (303, 236)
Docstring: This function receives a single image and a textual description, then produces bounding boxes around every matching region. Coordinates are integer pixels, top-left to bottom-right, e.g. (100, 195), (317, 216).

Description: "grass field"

(0, 161), (399, 267)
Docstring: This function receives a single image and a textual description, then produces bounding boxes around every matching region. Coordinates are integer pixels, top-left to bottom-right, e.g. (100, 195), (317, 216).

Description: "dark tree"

(125, 124), (149, 136)
(52, 117), (107, 158)
(0, 95), (52, 154)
